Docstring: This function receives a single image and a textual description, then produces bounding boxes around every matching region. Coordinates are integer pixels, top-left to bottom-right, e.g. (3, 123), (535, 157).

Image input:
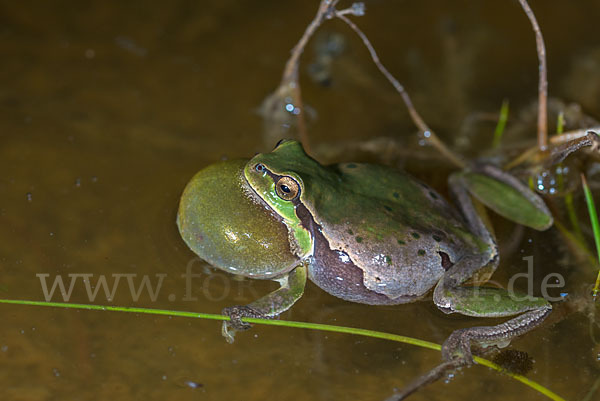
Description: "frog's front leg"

(435, 167), (553, 365)
(222, 264), (307, 343)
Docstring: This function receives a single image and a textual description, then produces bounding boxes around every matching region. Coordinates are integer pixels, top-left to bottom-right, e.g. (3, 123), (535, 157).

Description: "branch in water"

(334, 8), (466, 168)
(262, 0), (362, 151)
(517, 0), (548, 151)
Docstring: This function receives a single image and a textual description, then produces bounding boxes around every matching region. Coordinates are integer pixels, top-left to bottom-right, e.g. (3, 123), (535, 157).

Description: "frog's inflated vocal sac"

(177, 139), (553, 363)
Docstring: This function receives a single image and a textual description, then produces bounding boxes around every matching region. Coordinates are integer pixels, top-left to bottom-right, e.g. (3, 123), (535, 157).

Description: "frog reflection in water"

(177, 139), (554, 365)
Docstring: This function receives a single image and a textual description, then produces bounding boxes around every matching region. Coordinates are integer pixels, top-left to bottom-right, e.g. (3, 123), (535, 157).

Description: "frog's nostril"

(255, 164), (265, 172)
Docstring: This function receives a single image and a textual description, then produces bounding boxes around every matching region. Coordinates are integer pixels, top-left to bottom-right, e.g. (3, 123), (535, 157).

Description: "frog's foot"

(440, 304), (551, 366)
(441, 328), (477, 366)
(547, 129), (600, 166)
(588, 130), (600, 152)
(221, 305), (266, 344)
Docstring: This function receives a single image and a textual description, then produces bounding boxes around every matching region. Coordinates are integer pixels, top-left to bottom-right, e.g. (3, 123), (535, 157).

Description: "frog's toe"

(222, 305), (266, 330)
(223, 306), (249, 331)
(589, 130), (600, 152)
(221, 321), (237, 344)
(441, 329), (475, 366)
(221, 305), (264, 344)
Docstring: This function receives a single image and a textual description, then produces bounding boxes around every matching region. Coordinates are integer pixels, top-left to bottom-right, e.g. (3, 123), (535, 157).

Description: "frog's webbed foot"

(220, 265), (308, 343)
(439, 304), (551, 365)
(546, 129), (600, 167)
(387, 316), (543, 401)
(441, 328), (477, 366)
(221, 305), (267, 344)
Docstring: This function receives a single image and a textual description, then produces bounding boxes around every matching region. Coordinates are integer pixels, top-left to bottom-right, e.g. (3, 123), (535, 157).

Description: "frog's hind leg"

(434, 169), (552, 364)
(433, 255), (552, 364)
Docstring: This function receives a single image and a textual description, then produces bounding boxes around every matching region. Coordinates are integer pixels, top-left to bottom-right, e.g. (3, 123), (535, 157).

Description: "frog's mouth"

(245, 161), (321, 258)
(240, 171), (285, 224)
(242, 170), (314, 261)
(178, 159), (301, 280)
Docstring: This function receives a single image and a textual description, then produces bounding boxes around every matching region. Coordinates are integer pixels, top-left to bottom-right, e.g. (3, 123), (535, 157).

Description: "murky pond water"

(1, 1), (600, 400)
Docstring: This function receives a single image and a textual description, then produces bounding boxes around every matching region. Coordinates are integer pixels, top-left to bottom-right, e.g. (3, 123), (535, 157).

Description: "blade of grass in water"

(581, 174), (600, 297)
(0, 298), (566, 401)
(556, 112), (565, 135)
(492, 99), (509, 148)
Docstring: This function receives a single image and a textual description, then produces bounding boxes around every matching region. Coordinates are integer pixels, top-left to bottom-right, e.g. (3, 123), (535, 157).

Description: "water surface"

(1, 1), (599, 400)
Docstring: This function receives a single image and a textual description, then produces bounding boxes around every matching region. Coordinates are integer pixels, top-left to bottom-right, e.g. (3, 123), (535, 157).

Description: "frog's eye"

(275, 176), (300, 201)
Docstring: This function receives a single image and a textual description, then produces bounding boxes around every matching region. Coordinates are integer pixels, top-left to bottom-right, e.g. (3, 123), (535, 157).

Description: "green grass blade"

(0, 298), (566, 401)
(581, 174), (600, 297)
(556, 111), (565, 135)
(493, 99), (510, 148)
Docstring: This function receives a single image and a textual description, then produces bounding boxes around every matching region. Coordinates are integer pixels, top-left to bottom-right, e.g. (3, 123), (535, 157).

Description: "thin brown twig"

(334, 15), (427, 132)
(269, 1), (362, 152)
(274, 0), (467, 169)
(281, 0), (335, 84)
(335, 12), (466, 169)
(383, 359), (466, 401)
(276, 0), (337, 150)
(517, 0), (548, 151)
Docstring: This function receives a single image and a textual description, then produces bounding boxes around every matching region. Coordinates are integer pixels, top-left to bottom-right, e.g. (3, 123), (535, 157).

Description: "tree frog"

(177, 139), (554, 364)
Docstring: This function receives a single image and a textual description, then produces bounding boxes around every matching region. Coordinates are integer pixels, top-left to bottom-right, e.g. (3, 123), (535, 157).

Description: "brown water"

(1, 1), (600, 400)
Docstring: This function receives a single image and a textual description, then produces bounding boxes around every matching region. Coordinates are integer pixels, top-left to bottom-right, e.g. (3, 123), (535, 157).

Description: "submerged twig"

(384, 359), (465, 401)
(267, 0), (336, 150)
(582, 372), (600, 401)
(262, 1), (369, 151)
(334, 10), (466, 169)
(280, 0), (333, 85)
(264, 1), (467, 168)
(517, 0), (548, 150)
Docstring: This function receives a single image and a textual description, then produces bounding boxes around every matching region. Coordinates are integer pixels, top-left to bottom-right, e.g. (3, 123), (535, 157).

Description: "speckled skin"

(178, 140), (553, 355)
(245, 140), (486, 303)
(304, 163), (479, 302)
